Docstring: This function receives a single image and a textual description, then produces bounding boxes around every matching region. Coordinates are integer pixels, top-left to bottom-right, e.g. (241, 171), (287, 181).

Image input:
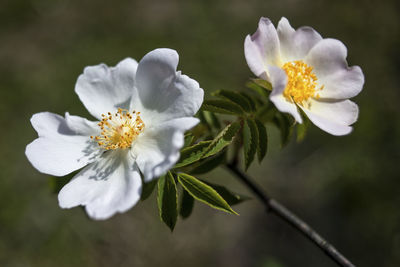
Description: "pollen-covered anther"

(282, 60), (324, 106)
(90, 108), (145, 150)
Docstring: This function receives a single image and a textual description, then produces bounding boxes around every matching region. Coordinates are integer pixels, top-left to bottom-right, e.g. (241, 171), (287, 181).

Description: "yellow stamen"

(282, 60), (324, 106)
(91, 108), (145, 150)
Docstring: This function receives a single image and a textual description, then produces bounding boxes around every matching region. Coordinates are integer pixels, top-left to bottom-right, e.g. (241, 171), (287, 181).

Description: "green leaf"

(202, 110), (221, 130)
(243, 118), (259, 170)
(177, 173), (238, 215)
(296, 110), (309, 143)
(198, 111), (212, 131)
(183, 133), (195, 147)
(239, 92), (257, 112)
(190, 150), (226, 175)
(141, 179), (158, 201)
(255, 103), (276, 123)
(273, 113), (295, 147)
(201, 99), (245, 115)
(157, 172), (178, 231)
(174, 141), (212, 168)
(179, 189), (195, 219)
(190, 123), (209, 140)
(203, 121), (241, 158)
(251, 78), (272, 91)
(281, 114), (295, 147)
(246, 80), (270, 98)
(255, 119), (268, 163)
(212, 89), (252, 112)
(296, 122), (307, 143)
(200, 180), (250, 206)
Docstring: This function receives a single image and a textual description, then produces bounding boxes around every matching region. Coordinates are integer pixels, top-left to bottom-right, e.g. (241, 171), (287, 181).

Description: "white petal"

(268, 66), (302, 123)
(244, 17), (281, 79)
(305, 39), (364, 99)
(316, 66), (364, 100)
(64, 112), (99, 135)
(300, 99), (359, 136)
(277, 17), (322, 62)
(75, 58), (139, 120)
(134, 48), (204, 124)
(25, 112), (101, 176)
(58, 151), (142, 220)
(132, 117), (199, 182)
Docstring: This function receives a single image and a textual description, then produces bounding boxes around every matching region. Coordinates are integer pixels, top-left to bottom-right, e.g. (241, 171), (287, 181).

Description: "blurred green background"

(1, 0), (399, 266)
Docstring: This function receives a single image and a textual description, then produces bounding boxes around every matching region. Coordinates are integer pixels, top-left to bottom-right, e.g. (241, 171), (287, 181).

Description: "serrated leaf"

(243, 118), (259, 170)
(212, 89), (252, 112)
(273, 113), (295, 147)
(179, 189), (195, 219)
(246, 80), (270, 98)
(251, 78), (272, 91)
(177, 173), (238, 215)
(239, 92), (257, 112)
(255, 103), (276, 123)
(174, 141), (212, 168)
(190, 122), (209, 139)
(203, 110), (221, 130)
(281, 114), (295, 147)
(157, 172), (178, 231)
(203, 121), (240, 158)
(183, 133), (195, 147)
(200, 180), (250, 206)
(255, 119), (268, 163)
(141, 179), (158, 201)
(201, 99), (245, 115)
(198, 111), (211, 130)
(296, 110), (309, 143)
(190, 150), (226, 175)
(296, 122), (307, 143)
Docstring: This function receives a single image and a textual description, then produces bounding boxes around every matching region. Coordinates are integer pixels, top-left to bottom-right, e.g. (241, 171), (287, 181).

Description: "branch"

(225, 162), (355, 267)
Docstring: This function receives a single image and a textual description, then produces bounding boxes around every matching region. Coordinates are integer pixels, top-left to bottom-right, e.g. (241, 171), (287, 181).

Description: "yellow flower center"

(281, 60), (324, 106)
(91, 108), (145, 150)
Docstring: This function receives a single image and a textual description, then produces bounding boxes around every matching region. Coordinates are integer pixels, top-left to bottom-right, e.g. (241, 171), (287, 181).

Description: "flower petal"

(134, 48), (203, 124)
(317, 66), (364, 100)
(299, 99), (359, 136)
(268, 66), (302, 123)
(25, 112), (101, 176)
(75, 58), (139, 120)
(64, 112), (99, 135)
(132, 117), (199, 182)
(244, 17), (281, 79)
(277, 17), (322, 62)
(58, 151), (142, 220)
(305, 39), (364, 99)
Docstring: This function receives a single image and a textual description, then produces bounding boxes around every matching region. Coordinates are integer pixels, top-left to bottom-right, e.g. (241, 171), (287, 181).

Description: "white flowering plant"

(25, 17), (363, 266)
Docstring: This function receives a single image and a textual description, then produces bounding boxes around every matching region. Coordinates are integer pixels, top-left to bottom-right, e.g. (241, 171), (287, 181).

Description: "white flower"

(245, 17), (364, 135)
(25, 48), (204, 220)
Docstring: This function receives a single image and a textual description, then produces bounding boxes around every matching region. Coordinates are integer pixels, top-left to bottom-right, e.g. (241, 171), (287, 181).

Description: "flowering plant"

(245, 17), (364, 135)
(26, 48), (203, 220)
(26, 17), (363, 266)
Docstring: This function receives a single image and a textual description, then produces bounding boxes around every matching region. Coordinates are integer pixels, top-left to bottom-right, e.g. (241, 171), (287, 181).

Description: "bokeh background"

(1, 0), (399, 266)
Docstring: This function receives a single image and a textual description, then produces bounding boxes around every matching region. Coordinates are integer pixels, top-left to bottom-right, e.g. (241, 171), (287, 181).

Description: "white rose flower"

(25, 48), (204, 220)
(245, 17), (364, 135)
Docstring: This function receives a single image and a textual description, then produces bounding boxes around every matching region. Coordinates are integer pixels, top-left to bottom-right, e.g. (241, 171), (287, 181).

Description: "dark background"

(1, 0), (399, 266)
